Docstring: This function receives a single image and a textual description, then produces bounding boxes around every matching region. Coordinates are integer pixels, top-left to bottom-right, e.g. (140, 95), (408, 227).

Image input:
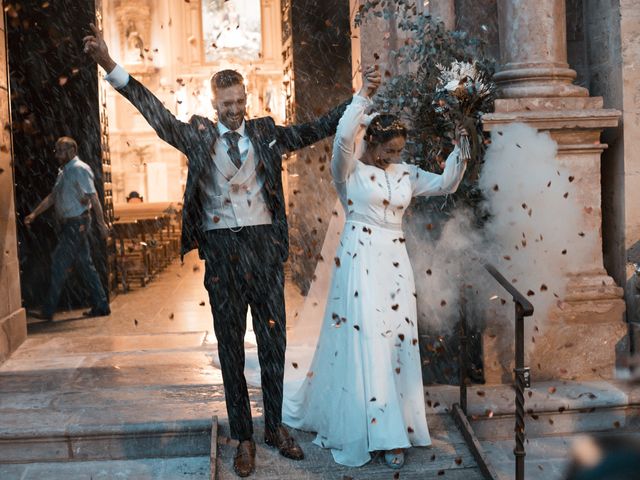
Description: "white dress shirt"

(52, 156), (96, 219)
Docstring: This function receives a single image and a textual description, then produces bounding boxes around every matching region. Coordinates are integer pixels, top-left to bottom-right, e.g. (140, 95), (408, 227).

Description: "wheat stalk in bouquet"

(432, 61), (496, 164)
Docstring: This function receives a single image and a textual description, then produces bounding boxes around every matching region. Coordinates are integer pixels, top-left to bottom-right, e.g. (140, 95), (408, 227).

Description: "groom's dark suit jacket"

(116, 76), (350, 262)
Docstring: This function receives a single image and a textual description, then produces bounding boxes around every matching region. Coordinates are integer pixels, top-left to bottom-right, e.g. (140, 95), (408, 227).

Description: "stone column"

(0, 8), (26, 364)
(482, 0), (627, 382)
(494, 0), (587, 98)
(428, 0), (456, 30)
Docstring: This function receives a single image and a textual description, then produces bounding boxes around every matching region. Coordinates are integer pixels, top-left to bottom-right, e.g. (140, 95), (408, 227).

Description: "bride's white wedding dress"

(282, 94), (467, 467)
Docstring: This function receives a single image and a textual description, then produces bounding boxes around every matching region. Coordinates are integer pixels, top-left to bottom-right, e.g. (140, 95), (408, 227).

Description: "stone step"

(0, 417), (216, 465)
(214, 414), (485, 480)
(455, 380), (640, 441)
(0, 456), (211, 480)
(471, 404), (640, 441)
(0, 413), (482, 478)
(0, 413), (486, 480)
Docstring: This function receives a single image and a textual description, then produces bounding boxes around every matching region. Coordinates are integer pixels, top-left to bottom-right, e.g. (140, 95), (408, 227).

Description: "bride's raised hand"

(454, 124), (469, 144)
(358, 65), (381, 98)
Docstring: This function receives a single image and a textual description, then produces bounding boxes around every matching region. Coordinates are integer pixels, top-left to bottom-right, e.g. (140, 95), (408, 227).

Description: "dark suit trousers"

(201, 225), (286, 441)
(42, 213), (109, 317)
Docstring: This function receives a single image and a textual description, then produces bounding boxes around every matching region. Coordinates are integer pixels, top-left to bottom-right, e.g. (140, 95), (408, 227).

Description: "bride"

(282, 66), (468, 469)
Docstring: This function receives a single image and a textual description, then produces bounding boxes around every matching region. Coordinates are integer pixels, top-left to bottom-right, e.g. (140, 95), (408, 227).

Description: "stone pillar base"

(483, 271), (627, 384)
(481, 97), (627, 384)
(0, 308), (27, 364)
(630, 322), (640, 355)
(494, 66), (589, 99)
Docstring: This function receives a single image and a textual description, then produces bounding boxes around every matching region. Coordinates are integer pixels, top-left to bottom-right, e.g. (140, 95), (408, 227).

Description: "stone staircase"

(0, 329), (487, 479)
(2, 305), (637, 479)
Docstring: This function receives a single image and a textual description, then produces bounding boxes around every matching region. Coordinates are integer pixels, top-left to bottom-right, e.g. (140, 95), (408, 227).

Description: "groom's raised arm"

(274, 66), (381, 153)
(83, 24), (195, 156)
(274, 98), (353, 153)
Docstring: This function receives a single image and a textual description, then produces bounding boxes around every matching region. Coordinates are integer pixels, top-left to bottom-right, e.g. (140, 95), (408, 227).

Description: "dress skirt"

(283, 219), (431, 467)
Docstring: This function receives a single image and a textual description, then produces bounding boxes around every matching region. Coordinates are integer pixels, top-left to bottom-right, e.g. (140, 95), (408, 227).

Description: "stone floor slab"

(11, 332), (208, 358)
(0, 410), (76, 437)
(472, 405), (640, 440)
(0, 456), (210, 480)
(215, 416), (484, 480)
(0, 464), (27, 480)
(483, 436), (575, 480)
(424, 380), (634, 418)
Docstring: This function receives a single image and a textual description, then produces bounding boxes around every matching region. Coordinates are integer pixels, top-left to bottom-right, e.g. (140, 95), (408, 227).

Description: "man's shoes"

(233, 439), (256, 477)
(82, 307), (111, 318)
(264, 425), (304, 460)
(30, 311), (53, 321)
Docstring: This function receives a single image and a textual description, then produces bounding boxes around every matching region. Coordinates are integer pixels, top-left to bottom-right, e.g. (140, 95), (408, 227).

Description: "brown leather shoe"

(264, 425), (304, 460)
(233, 440), (256, 477)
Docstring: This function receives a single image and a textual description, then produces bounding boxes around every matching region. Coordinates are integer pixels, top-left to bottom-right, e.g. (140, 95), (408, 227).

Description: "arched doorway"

(3, 0), (353, 347)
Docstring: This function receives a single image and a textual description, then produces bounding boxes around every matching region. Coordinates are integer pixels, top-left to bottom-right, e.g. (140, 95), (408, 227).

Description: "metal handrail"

(483, 264), (534, 315)
(457, 263), (534, 480)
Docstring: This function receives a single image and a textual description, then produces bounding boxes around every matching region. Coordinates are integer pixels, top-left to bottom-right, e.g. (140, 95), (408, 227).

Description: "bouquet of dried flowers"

(432, 60), (496, 166)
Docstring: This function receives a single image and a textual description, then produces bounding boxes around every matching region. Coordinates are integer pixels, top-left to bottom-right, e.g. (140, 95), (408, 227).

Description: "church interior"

(1, 0), (640, 477)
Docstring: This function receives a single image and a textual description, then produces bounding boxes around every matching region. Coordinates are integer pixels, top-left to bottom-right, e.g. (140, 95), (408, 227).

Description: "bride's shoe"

(384, 449), (405, 469)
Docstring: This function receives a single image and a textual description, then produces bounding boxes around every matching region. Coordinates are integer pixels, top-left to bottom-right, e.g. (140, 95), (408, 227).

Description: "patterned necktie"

(224, 131), (242, 169)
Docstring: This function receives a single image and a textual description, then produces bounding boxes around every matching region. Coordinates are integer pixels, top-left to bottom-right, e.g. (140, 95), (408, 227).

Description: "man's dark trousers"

(202, 225), (286, 441)
(42, 214), (109, 317)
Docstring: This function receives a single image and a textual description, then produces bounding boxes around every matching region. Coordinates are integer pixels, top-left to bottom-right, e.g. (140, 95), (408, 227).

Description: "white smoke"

(410, 123), (592, 340)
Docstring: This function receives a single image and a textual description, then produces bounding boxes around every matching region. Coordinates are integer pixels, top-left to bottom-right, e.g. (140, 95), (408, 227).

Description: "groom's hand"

(83, 23), (117, 73)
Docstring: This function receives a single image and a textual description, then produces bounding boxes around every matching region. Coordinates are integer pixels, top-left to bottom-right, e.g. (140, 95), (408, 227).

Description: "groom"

(83, 24), (364, 477)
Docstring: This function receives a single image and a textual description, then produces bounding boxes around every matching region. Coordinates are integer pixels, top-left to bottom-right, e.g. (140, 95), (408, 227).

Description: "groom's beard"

(219, 111), (245, 131)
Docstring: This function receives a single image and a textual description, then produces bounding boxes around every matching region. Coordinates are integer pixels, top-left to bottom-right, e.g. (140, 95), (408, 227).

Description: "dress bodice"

(343, 161), (414, 230)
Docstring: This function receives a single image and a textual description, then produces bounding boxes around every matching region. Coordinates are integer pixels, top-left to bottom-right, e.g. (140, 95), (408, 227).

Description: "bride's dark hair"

(365, 114), (407, 145)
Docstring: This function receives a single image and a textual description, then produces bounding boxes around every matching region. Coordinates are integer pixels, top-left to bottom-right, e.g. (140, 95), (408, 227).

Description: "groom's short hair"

(211, 69), (244, 94)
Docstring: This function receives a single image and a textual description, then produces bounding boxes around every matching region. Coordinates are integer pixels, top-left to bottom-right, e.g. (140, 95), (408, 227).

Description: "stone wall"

(619, 0), (640, 293)
(584, 0), (640, 333)
(285, 0), (352, 293)
(0, 11), (26, 364)
(583, 0), (625, 286)
(620, 0), (640, 336)
(454, 0), (500, 60)
(8, 0), (106, 312)
(566, 0), (590, 88)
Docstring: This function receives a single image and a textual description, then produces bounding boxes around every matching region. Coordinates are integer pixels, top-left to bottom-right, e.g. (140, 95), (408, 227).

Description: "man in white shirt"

(25, 136), (110, 321)
(83, 24), (352, 477)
